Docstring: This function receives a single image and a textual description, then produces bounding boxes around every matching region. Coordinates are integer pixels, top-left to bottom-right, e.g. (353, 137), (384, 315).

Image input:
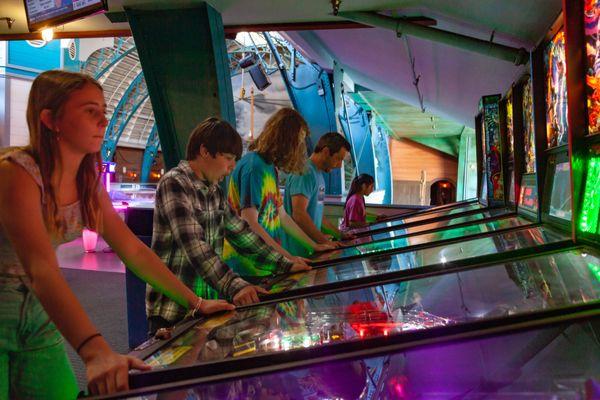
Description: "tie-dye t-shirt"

(225, 152), (283, 277)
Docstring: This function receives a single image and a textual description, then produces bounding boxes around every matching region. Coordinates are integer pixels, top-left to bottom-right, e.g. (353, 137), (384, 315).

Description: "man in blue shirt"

(284, 132), (351, 255)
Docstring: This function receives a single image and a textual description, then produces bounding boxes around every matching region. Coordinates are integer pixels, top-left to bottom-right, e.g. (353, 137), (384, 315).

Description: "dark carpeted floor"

(61, 268), (129, 391)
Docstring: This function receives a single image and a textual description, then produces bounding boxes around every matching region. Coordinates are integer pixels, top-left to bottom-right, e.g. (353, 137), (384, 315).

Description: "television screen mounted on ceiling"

(23, 0), (108, 32)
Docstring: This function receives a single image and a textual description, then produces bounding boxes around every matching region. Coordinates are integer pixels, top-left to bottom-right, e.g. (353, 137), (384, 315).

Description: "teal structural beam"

(93, 47), (136, 80)
(80, 37), (134, 79)
(101, 71), (148, 161)
(370, 118), (393, 204)
(125, 2), (235, 170)
(339, 95), (377, 183)
(264, 33), (342, 195)
(141, 124), (160, 183)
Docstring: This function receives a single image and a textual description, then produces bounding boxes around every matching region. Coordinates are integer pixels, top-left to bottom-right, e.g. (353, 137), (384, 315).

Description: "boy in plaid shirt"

(146, 118), (309, 333)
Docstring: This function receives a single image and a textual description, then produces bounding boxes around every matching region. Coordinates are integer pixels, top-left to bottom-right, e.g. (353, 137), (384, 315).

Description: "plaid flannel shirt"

(146, 160), (293, 323)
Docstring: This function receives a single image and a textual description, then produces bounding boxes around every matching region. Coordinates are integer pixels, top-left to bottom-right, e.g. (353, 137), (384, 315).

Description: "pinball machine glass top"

(140, 248), (600, 370)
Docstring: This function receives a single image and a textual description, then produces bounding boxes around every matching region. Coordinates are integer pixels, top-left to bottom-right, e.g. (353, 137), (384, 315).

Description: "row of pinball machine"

(98, 5), (600, 400)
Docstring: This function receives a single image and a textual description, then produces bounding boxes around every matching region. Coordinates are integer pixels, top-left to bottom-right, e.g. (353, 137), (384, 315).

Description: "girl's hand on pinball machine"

(196, 298), (236, 315)
(81, 337), (151, 395)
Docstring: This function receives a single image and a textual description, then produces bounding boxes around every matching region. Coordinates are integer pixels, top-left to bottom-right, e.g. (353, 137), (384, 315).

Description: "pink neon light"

(105, 171), (111, 193)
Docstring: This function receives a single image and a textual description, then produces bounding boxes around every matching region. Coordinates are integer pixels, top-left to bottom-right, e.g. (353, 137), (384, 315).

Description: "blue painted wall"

(63, 39), (82, 72)
(8, 40), (61, 74)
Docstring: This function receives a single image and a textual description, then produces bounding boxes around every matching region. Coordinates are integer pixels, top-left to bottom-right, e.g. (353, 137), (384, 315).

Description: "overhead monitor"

(248, 64), (271, 91)
(24, 0), (108, 32)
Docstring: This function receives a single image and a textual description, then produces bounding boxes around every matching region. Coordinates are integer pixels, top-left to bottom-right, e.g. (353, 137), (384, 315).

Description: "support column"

(125, 3), (235, 169)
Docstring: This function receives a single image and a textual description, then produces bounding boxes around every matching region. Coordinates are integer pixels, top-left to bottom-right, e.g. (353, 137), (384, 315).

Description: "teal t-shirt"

(283, 160), (325, 256)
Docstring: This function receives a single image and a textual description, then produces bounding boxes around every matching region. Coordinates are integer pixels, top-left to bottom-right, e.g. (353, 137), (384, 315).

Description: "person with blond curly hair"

(225, 108), (334, 277)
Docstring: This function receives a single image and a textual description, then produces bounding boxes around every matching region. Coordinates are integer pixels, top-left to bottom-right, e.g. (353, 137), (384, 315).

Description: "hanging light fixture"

(41, 28), (54, 42)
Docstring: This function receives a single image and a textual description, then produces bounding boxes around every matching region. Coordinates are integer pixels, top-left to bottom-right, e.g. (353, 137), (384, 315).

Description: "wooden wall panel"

(390, 138), (458, 182)
(390, 138), (458, 205)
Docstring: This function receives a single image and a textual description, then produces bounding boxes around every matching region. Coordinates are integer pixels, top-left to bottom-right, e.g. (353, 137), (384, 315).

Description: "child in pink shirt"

(341, 174), (375, 230)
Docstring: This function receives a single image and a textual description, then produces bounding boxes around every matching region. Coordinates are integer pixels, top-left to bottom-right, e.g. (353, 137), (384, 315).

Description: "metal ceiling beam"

(337, 11), (528, 65)
(141, 124), (160, 183)
(101, 71), (149, 161)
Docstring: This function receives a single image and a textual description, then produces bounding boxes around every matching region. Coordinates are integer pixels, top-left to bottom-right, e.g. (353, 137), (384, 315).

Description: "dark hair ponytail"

(345, 174), (374, 206)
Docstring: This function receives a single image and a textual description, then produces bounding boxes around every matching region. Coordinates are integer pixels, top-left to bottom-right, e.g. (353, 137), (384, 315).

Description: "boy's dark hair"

(314, 132), (351, 155)
(186, 117), (243, 161)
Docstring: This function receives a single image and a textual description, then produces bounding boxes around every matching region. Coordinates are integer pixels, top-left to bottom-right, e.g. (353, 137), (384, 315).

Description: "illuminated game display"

(519, 175), (539, 214)
(585, 0), (600, 135)
(579, 149), (600, 234)
(548, 161), (572, 221)
(479, 114), (488, 201)
(480, 95), (504, 201)
(506, 90), (515, 158)
(545, 30), (569, 148)
(506, 89), (515, 202)
(485, 100), (504, 200)
(523, 77), (537, 173)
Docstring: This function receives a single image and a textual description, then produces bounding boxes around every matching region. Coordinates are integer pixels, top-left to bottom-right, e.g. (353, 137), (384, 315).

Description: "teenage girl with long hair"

(0, 70), (233, 398)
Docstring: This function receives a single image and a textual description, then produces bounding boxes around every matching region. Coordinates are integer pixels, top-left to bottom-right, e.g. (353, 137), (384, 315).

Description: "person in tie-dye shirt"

(226, 108), (334, 277)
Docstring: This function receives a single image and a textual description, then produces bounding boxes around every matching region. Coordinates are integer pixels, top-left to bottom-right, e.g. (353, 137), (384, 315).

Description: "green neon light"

(579, 156), (600, 234)
(588, 263), (600, 284)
